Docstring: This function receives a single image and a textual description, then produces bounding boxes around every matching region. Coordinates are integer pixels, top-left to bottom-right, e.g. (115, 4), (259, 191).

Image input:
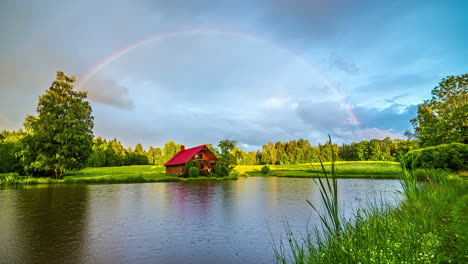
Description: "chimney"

(181, 145), (185, 152)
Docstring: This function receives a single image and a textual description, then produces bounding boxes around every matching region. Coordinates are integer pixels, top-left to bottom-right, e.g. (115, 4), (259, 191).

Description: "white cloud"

(261, 97), (289, 109)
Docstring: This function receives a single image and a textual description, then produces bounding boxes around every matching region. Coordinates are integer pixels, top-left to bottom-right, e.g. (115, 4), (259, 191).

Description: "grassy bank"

(1, 162), (403, 186)
(274, 172), (467, 263)
(237, 161), (402, 178)
(0, 165), (237, 186)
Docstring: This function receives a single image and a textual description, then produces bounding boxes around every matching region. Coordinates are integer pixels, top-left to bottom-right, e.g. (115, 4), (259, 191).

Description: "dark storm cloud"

(84, 78), (134, 110)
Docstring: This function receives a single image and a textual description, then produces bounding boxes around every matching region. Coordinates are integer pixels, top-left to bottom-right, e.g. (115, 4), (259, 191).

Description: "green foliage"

(214, 162), (230, 177)
(162, 141), (178, 164)
(413, 168), (452, 183)
(218, 139), (237, 172)
(146, 146), (162, 165)
(20, 71), (94, 178)
(261, 165), (270, 175)
(0, 130), (26, 173)
(274, 137), (465, 263)
(229, 169), (241, 178)
(207, 172), (218, 178)
(183, 158), (200, 176)
(400, 142), (468, 172)
(274, 173), (467, 264)
(411, 73), (468, 147)
(188, 167), (200, 178)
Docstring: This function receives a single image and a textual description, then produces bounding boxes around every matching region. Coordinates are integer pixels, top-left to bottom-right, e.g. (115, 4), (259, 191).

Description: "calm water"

(0, 178), (402, 264)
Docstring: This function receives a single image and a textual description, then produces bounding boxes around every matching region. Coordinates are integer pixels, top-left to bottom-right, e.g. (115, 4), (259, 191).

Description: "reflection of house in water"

(164, 145), (218, 176)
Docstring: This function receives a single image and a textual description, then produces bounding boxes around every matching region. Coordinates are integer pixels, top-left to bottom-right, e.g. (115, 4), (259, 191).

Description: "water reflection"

(0, 185), (89, 264)
(0, 178), (402, 264)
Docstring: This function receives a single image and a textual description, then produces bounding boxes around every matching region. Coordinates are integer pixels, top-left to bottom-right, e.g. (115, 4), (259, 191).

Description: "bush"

(229, 169), (241, 178)
(183, 158), (200, 176)
(401, 143), (468, 172)
(188, 167), (200, 178)
(214, 163), (229, 177)
(261, 165), (270, 175)
(207, 172), (218, 178)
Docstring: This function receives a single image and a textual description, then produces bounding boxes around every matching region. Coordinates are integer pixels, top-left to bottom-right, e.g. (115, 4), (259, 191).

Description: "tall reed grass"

(273, 138), (467, 264)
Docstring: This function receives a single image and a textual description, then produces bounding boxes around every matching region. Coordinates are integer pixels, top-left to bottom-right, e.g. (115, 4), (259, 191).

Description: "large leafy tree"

(21, 71), (94, 178)
(217, 139), (237, 172)
(162, 141), (177, 163)
(411, 74), (468, 146)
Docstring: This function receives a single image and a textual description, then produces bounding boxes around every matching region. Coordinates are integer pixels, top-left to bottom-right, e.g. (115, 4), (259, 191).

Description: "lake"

(0, 178), (402, 264)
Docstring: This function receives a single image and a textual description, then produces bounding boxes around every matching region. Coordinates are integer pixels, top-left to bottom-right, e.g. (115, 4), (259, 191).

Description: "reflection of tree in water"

(10, 186), (89, 264)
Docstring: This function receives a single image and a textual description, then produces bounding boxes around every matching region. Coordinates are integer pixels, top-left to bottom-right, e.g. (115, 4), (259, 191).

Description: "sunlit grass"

(1, 162), (404, 186)
(273, 165), (467, 263)
(237, 161), (401, 178)
(1, 165), (238, 186)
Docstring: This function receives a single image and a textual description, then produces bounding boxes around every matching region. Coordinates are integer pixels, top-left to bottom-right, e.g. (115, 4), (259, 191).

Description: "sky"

(1, 0), (467, 151)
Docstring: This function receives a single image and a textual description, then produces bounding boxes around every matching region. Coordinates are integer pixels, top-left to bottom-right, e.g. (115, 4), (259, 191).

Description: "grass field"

(236, 161), (402, 178)
(1, 161), (402, 186)
(0, 165), (236, 186)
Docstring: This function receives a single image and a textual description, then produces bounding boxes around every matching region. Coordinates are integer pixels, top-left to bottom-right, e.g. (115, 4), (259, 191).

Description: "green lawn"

(236, 161), (402, 178)
(0, 165), (237, 185)
(1, 161), (402, 186)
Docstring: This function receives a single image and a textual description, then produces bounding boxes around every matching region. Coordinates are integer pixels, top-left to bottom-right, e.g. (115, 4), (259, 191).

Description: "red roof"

(164, 145), (216, 166)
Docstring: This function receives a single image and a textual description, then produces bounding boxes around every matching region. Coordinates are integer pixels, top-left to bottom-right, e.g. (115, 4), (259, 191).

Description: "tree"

(162, 141), (177, 163)
(147, 146), (156, 165)
(154, 147), (163, 165)
(20, 71), (94, 178)
(261, 142), (277, 165)
(132, 143), (149, 165)
(217, 139), (237, 172)
(0, 129), (26, 173)
(411, 73), (468, 146)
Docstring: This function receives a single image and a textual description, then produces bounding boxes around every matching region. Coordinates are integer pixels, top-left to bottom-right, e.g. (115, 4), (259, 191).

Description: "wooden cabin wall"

(166, 165), (183, 175)
(198, 150), (217, 161)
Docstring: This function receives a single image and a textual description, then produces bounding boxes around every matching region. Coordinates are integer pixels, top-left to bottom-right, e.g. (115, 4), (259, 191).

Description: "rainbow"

(76, 28), (360, 126)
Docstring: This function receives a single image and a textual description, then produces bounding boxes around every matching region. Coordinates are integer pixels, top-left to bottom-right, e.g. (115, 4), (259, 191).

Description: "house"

(164, 145), (218, 175)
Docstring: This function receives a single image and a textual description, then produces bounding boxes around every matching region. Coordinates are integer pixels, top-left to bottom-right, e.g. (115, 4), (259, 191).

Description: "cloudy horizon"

(1, 0), (467, 151)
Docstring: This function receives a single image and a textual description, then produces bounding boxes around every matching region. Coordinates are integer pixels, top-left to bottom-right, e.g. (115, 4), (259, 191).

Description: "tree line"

(0, 72), (465, 177)
(0, 129), (420, 173)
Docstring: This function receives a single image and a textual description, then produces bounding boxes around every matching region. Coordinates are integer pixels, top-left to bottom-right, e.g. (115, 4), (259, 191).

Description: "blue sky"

(1, 0), (467, 150)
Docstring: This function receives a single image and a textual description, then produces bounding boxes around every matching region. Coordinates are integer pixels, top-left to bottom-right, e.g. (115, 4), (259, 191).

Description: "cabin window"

(194, 153), (203, 159)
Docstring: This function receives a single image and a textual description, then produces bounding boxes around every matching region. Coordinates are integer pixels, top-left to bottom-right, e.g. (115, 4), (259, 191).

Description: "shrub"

(214, 163), (229, 177)
(261, 165), (270, 175)
(183, 158), (200, 176)
(207, 172), (218, 178)
(229, 169), (241, 178)
(188, 167), (200, 178)
(401, 143), (468, 172)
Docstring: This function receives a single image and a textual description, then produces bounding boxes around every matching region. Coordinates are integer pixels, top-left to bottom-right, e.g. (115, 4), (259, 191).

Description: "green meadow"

(0, 165), (238, 186)
(236, 161), (402, 178)
(0, 161), (403, 186)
